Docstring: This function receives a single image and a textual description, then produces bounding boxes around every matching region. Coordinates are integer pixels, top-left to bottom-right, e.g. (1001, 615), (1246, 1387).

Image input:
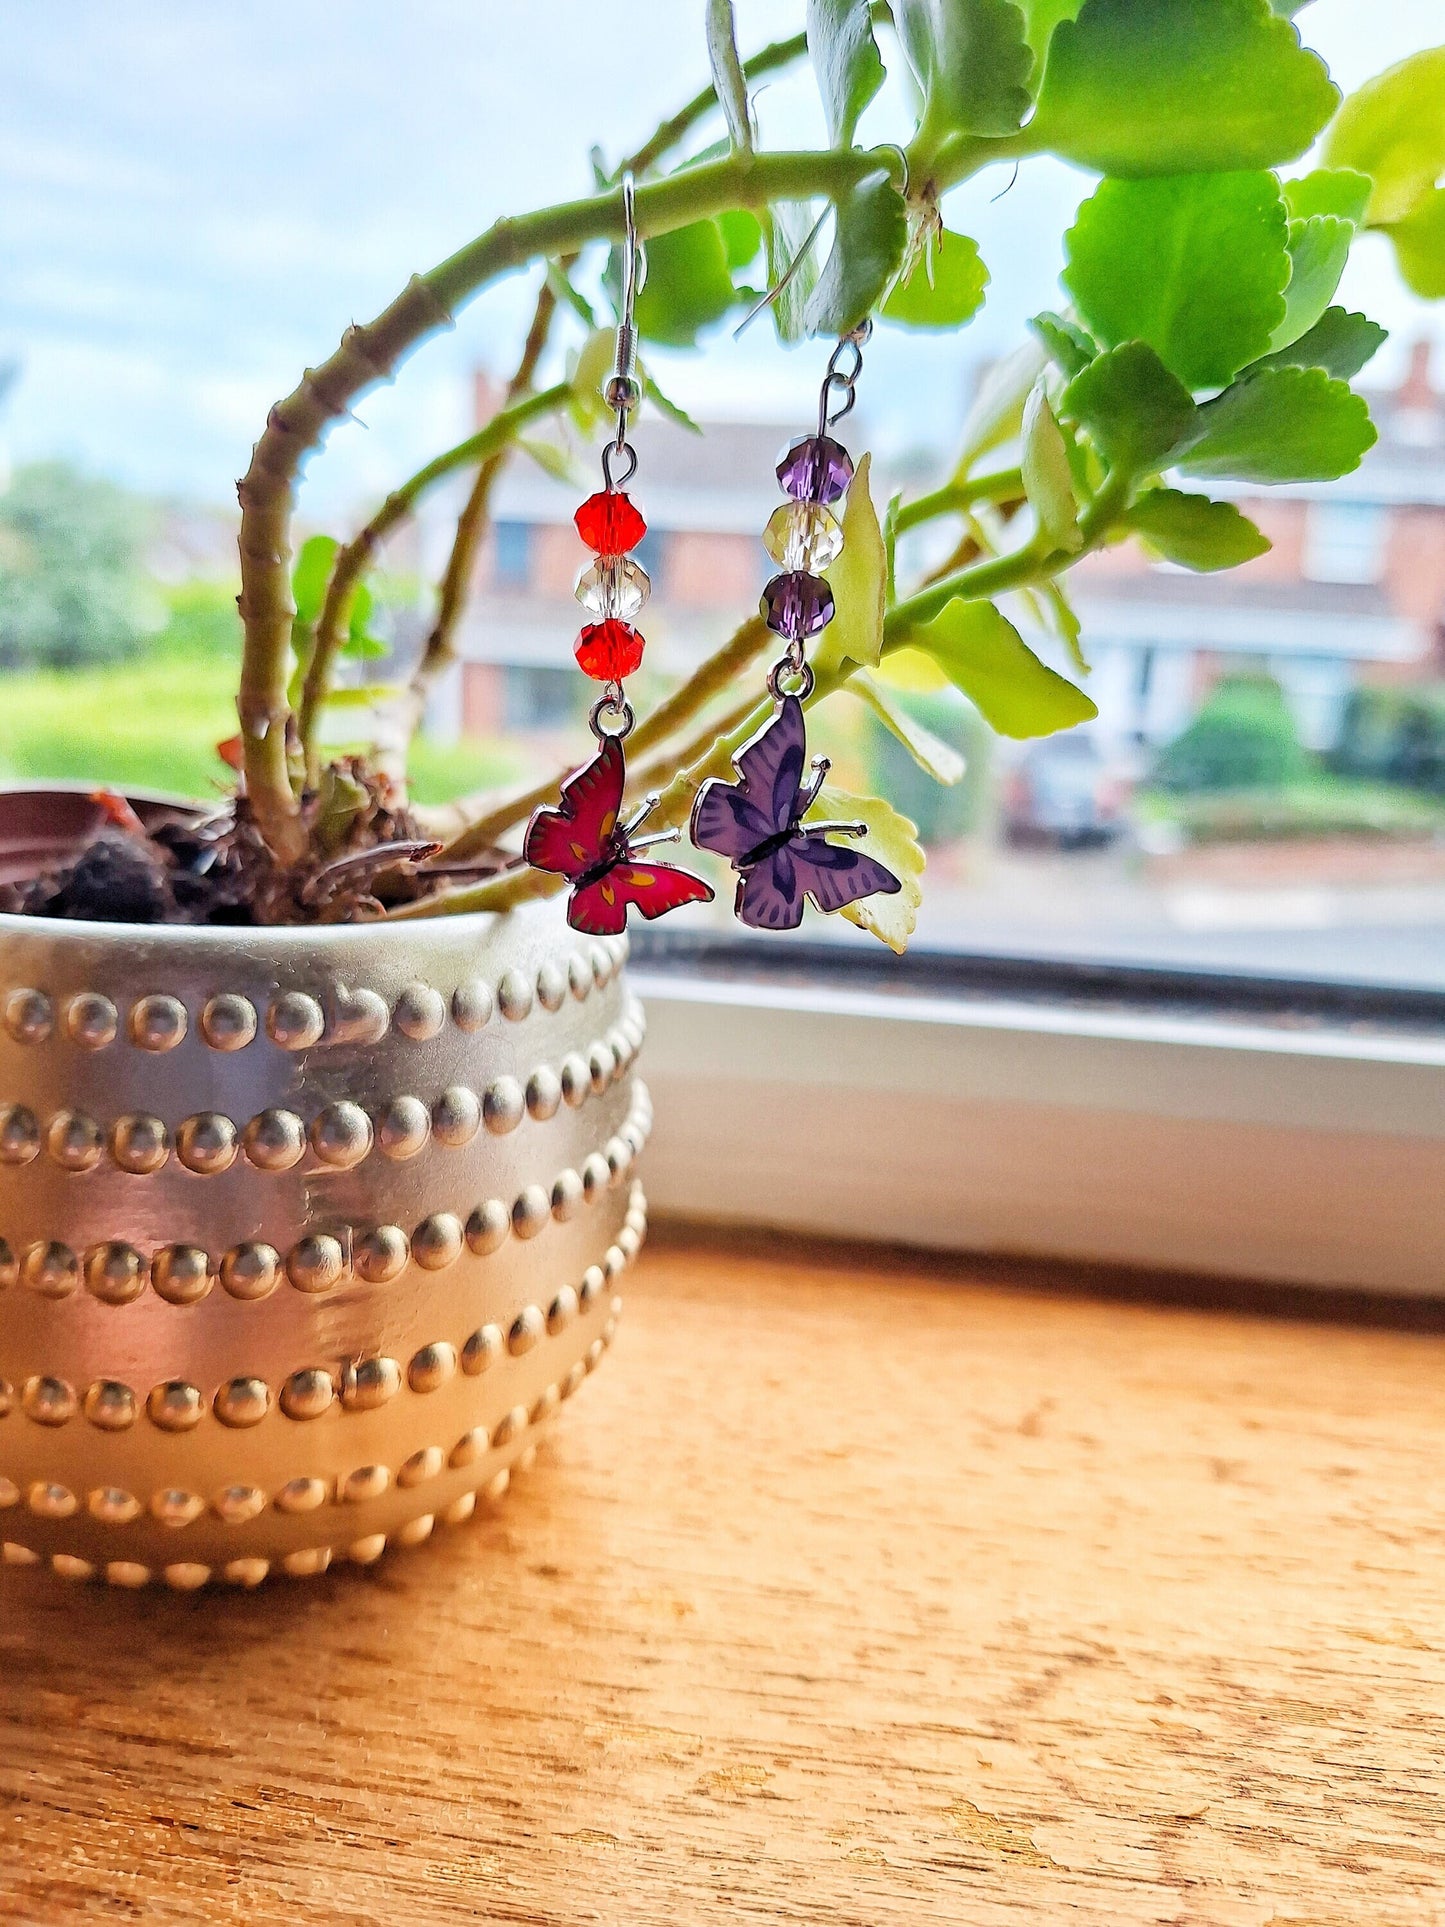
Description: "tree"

(0, 461), (150, 669)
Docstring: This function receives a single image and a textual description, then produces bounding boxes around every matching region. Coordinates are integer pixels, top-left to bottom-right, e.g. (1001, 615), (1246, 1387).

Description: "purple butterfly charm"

(690, 695), (902, 930)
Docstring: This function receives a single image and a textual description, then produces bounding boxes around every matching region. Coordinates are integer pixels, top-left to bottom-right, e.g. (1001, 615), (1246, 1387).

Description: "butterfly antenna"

(627, 826), (683, 853)
(621, 790), (662, 840)
(807, 820), (867, 840)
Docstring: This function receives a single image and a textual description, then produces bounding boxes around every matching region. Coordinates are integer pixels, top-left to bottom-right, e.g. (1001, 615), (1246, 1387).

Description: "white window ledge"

(632, 964), (1445, 1297)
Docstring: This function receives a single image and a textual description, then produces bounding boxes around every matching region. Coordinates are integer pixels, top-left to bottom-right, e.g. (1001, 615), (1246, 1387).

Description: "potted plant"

(0, 0), (1437, 1586)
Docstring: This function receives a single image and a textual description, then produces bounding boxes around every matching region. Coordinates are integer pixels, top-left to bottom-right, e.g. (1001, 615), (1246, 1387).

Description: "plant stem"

(893, 466), (1024, 534)
(295, 380), (573, 779)
(237, 145), (899, 861)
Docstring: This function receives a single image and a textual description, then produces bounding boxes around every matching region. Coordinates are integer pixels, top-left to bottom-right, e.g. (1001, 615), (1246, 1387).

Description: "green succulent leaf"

(704, 0), (753, 153)
(896, 0), (1035, 150)
(545, 260), (600, 330)
(1029, 310), (1096, 380)
(1323, 47), (1445, 225)
(1177, 365), (1376, 483)
(1060, 341), (1197, 476)
(292, 535), (339, 625)
(567, 328), (616, 433)
(818, 452), (887, 672)
(1270, 214), (1353, 350)
(882, 227), (988, 329)
(1018, 0), (1083, 63)
(806, 0), (887, 146)
(517, 438), (587, 487)
(845, 671), (967, 785)
(634, 220), (739, 346)
(641, 369), (702, 435)
(1123, 488), (1271, 570)
(764, 200), (827, 344)
(1021, 385), (1083, 552)
(716, 209), (763, 273)
(1029, 0), (1339, 177)
(1248, 305), (1388, 381)
(1392, 190), (1445, 299)
(904, 597), (1097, 736)
(953, 338), (1047, 475)
(1040, 580), (1087, 674)
(803, 171), (908, 337)
(1283, 167), (1372, 225)
(816, 783), (925, 952)
(1063, 172), (1289, 389)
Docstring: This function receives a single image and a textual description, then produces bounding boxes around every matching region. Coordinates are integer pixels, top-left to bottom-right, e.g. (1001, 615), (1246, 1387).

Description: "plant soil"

(0, 762), (459, 926)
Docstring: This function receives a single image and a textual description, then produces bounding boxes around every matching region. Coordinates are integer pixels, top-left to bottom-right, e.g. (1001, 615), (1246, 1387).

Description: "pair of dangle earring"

(690, 326), (903, 930)
(524, 175), (714, 937)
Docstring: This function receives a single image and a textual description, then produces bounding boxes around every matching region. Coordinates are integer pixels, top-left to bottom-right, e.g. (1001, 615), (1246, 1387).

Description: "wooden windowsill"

(2, 1227), (1442, 1922)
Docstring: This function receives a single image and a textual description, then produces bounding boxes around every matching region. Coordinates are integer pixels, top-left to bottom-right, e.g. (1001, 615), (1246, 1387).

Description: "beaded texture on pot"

(0, 892), (644, 1586)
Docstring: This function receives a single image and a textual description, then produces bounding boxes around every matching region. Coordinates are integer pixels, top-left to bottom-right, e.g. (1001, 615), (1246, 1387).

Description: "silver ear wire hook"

(601, 172), (645, 485)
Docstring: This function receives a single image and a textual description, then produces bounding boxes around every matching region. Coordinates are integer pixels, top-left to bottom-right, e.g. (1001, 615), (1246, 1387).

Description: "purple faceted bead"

(776, 434), (854, 505)
(761, 569), (835, 641)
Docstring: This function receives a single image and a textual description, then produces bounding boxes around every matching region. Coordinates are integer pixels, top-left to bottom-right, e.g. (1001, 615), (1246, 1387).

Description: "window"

(1303, 501), (1388, 584)
(492, 520), (533, 590)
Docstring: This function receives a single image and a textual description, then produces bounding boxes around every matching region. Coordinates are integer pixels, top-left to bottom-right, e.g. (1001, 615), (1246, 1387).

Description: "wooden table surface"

(3, 1227), (1444, 1925)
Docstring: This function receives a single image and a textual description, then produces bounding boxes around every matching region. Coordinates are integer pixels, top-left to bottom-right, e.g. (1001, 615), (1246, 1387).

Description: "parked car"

(1001, 733), (1130, 847)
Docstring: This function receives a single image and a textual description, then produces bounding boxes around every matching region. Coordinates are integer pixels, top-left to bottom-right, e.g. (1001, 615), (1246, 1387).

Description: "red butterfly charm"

(524, 735), (714, 936)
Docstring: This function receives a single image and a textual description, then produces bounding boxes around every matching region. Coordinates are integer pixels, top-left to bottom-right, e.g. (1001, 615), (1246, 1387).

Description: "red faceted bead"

(575, 490), (646, 554)
(575, 619), (644, 681)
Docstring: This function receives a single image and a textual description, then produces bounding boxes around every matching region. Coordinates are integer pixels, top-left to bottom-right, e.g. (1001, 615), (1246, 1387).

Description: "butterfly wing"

(523, 736), (626, 879)
(731, 695), (809, 832)
(735, 845), (806, 930)
(570, 859), (714, 935)
(690, 778), (775, 864)
(787, 832), (902, 915)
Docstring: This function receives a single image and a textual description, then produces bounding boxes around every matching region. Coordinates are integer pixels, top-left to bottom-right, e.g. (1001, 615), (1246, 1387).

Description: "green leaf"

(292, 535), (339, 625)
(1040, 581), (1088, 674)
(1021, 385), (1083, 552)
(845, 672), (967, 785)
(904, 597), (1097, 736)
(1392, 189), (1445, 300)
(816, 784), (924, 953)
(806, 0), (887, 147)
(1284, 167), (1372, 225)
(1270, 215), (1352, 351)
(1060, 341), (1196, 476)
(634, 220), (739, 346)
(716, 209), (763, 273)
(1029, 310), (1096, 380)
(567, 328), (615, 432)
(1018, 0), (1083, 63)
(896, 0), (1035, 148)
(1029, 0), (1339, 177)
(341, 632), (388, 660)
(882, 227), (988, 330)
(882, 488), (902, 605)
(953, 338), (1046, 475)
(517, 438), (587, 487)
(1063, 172), (1289, 389)
(1248, 305), (1387, 381)
(545, 260), (599, 330)
(1123, 488), (1271, 570)
(1323, 47), (1445, 225)
(323, 683), (397, 709)
(704, 0), (753, 153)
(764, 200), (827, 345)
(818, 452), (887, 672)
(1177, 366), (1376, 483)
(803, 171), (908, 337)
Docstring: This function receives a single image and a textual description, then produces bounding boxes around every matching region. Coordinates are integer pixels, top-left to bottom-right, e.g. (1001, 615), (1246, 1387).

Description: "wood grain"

(2, 1228), (1443, 1924)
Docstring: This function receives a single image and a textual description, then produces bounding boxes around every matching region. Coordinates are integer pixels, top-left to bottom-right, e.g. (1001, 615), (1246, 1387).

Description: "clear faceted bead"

(763, 501), (844, 574)
(575, 555), (650, 622)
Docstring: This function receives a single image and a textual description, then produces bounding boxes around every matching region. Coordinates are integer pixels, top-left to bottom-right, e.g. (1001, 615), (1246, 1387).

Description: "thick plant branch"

(237, 145), (899, 860)
(295, 379), (572, 776)
(893, 466), (1024, 535)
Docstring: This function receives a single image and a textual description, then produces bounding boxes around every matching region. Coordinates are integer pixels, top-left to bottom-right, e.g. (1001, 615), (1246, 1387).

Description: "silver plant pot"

(0, 838), (646, 1589)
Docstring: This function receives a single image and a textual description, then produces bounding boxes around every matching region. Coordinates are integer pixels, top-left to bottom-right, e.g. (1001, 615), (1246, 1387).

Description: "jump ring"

(589, 694), (636, 742)
(767, 659), (816, 702)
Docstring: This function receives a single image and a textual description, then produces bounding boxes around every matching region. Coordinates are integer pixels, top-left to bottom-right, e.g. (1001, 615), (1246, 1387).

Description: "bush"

(1139, 777), (1445, 845)
(1152, 673), (1306, 794)
(0, 461), (153, 668)
(1333, 684), (1445, 795)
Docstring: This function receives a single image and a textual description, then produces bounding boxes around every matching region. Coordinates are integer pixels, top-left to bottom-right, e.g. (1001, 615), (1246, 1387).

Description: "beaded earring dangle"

(524, 176), (714, 937)
(689, 325), (902, 931)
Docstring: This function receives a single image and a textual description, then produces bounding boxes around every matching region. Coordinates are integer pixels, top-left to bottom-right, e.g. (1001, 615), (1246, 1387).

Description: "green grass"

(0, 589), (522, 805)
(1138, 773), (1445, 845)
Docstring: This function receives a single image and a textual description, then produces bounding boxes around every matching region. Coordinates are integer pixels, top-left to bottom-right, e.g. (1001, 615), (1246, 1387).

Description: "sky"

(0, 1), (1440, 521)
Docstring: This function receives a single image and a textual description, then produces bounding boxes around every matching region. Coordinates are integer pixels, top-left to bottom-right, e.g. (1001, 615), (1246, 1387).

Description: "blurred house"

(1070, 340), (1445, 752)
(436, 345), (1445, 758)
